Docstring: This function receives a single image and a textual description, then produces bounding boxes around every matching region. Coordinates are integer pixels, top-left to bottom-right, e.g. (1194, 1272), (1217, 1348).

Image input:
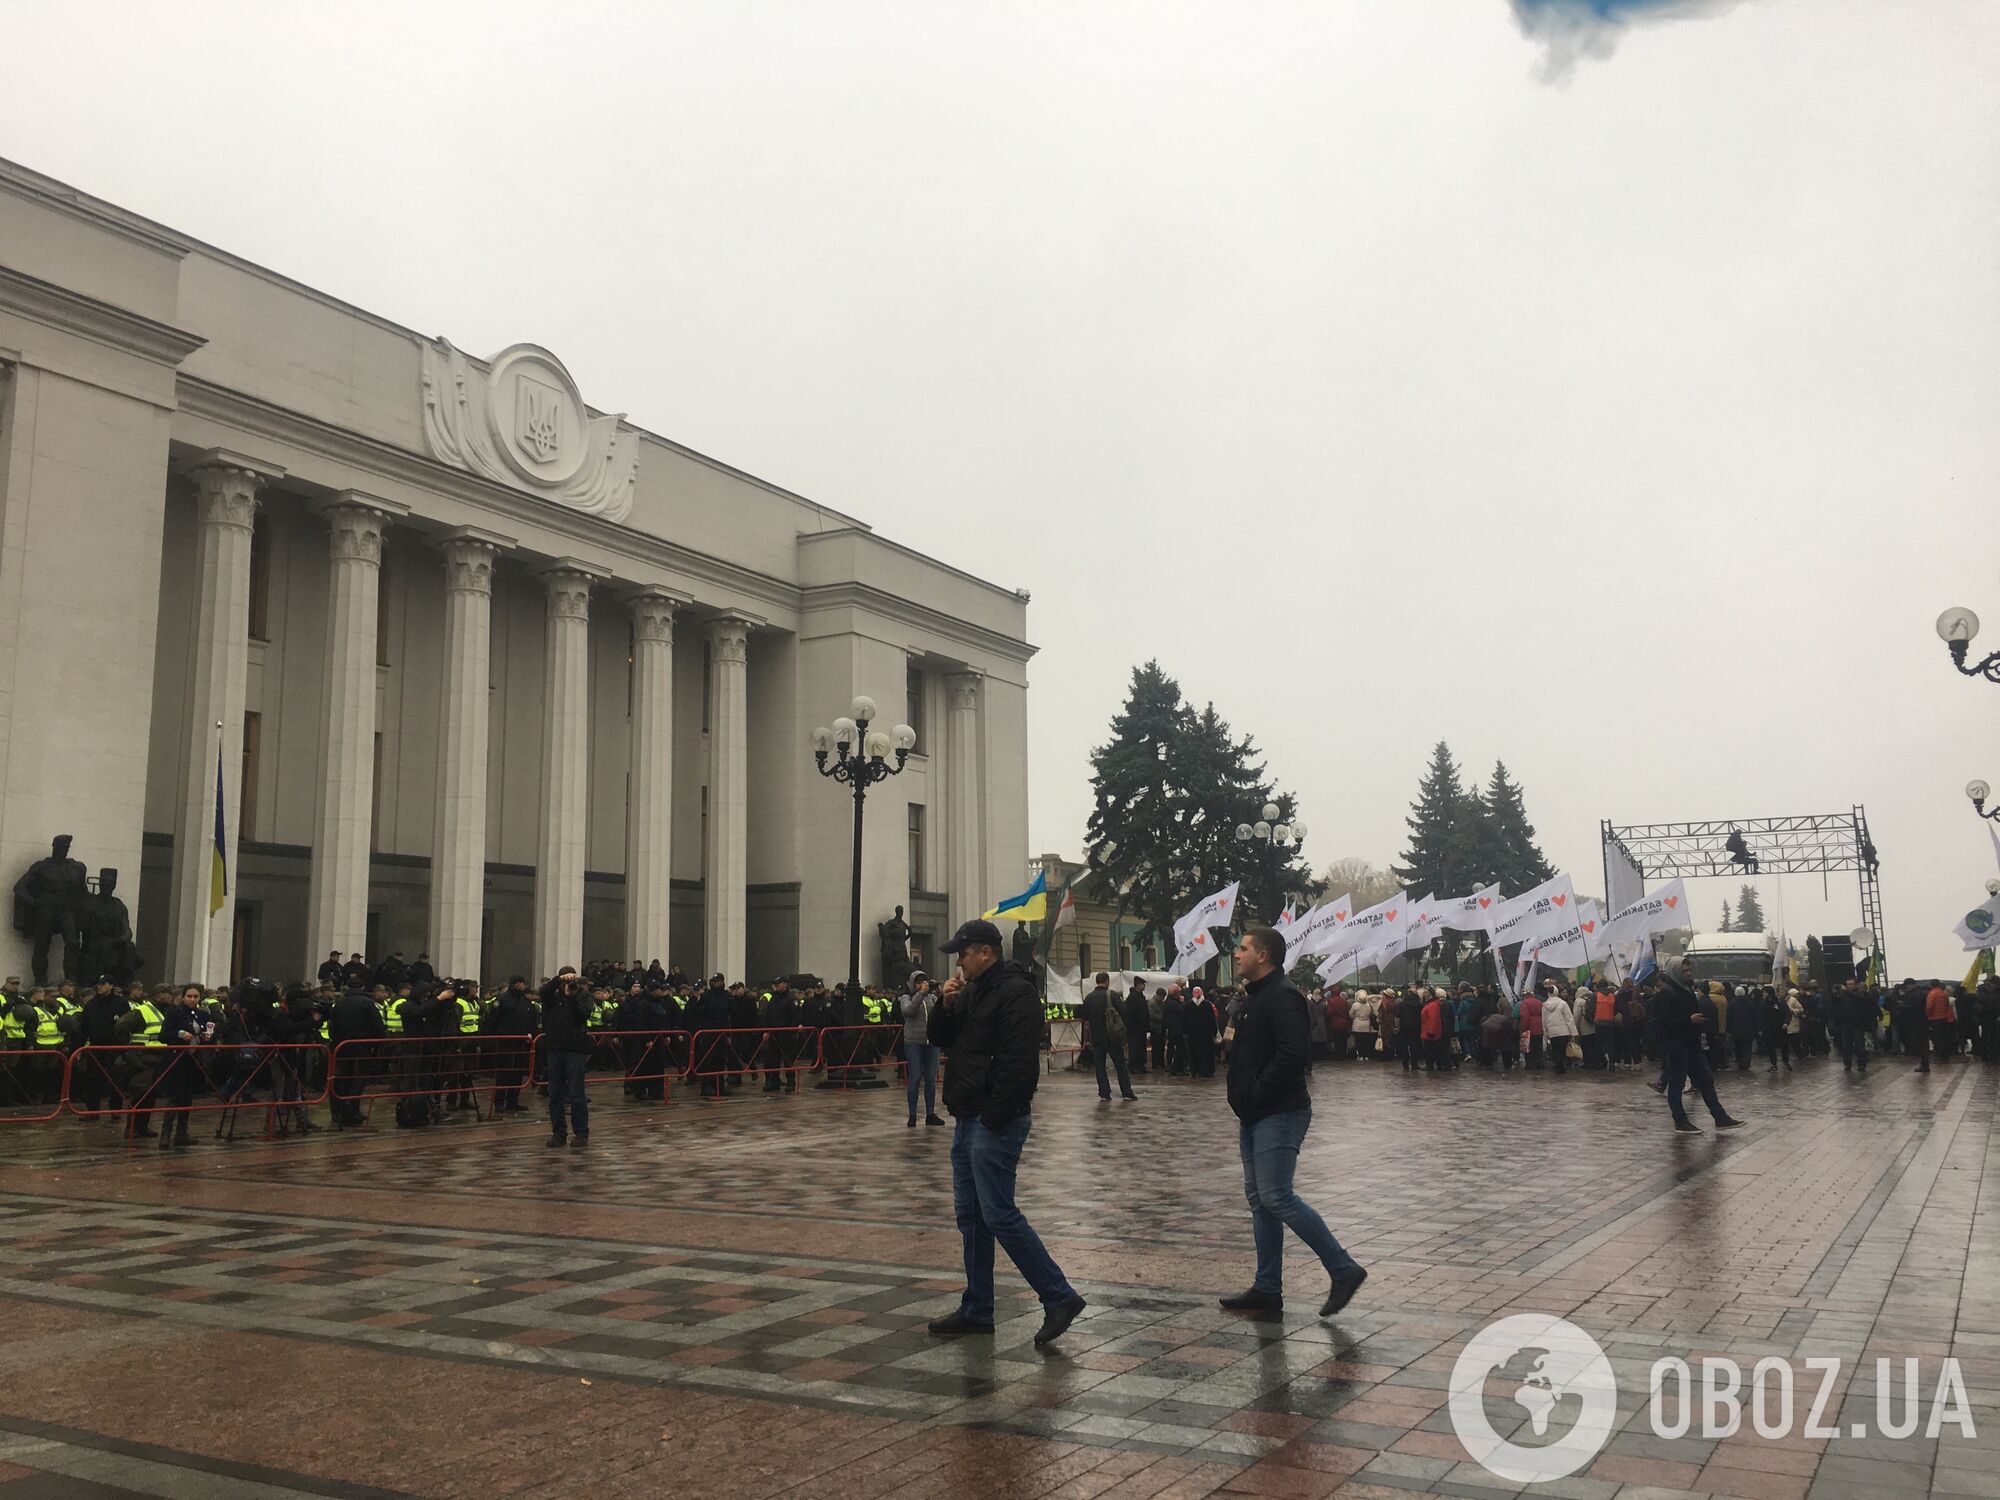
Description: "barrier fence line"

(67, 1043), (332, 1140)
(0, 1048), (69, 1122)
(814, 1024), (906, 1090)
(553, 1029), (693, 1105)
(683, 1026), (819, 1092)
(327, 1034), (535, 1126)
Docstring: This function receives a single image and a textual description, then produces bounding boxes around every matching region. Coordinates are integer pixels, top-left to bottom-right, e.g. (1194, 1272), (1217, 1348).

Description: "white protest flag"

(1174, 924), (1219, 975)
(1599, 878), (1689, 946)
(1175, 882), (1240, 944)
(1483, 873), (1575, 933)
(1323, 889), (1409, 958)
(1316, 948), (1360, 986)
(1046, 965), (1083, 1011)
(1955, 892), (2000, 952)
(1527, 899), (1606, 970)
(1485, 875), (1576, 949)
(1437, 884), (1503, 934)
(1400, 894), (1441, 955)
(1272, 901), (1310, 949)
(1287, 898), (1352, 961)
(1990, 821), (2000, 876)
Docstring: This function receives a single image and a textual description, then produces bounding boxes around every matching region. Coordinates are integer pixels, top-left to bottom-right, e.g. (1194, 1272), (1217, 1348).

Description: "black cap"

(941, 919), (1003, 954)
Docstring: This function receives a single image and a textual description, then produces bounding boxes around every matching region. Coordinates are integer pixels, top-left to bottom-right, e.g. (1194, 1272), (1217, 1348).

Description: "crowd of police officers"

(0, 949), (950, 1138)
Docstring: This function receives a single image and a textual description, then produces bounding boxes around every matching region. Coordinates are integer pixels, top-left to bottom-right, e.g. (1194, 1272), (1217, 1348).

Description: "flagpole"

(198, 717), (221, 989)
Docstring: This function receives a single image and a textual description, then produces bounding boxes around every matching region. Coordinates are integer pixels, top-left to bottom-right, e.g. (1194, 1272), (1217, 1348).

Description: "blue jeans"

(1239, 1109), (1360, 1294)
(950, 1114), (1076, 1322)
(547, 1051), (589, 1139)
(1836, 1022), (1870, 1071)
(905, 1043), (940, 1118)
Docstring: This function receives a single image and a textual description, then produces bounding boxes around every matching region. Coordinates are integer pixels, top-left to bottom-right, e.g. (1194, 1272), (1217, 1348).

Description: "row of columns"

(164, 454), (756, 986)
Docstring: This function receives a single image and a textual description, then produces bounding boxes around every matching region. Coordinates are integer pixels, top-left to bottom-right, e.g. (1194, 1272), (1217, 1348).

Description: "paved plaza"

(0, 1055), (1994, 1500)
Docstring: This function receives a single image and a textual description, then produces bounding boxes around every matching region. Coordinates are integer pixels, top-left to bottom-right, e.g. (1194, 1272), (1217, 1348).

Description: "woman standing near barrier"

(902, 972), (944, 1127)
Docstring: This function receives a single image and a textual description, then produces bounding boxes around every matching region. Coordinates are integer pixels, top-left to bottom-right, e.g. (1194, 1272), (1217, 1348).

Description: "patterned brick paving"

(0, 1053), (1993, 1498)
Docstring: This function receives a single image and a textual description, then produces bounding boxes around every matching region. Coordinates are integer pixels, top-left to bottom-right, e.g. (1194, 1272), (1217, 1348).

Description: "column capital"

(538, 559), (601, 622)
(707, 613), (754, 664)
(319, 492), (408, 566)
(190, 448), (284, 530)
(943, 669), (983, 710)
(627, 587), (685, 645)
(437, 526), (513, 595)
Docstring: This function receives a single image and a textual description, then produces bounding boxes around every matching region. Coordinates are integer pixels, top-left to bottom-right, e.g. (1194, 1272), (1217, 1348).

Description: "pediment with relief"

(420, 338), (638, 524)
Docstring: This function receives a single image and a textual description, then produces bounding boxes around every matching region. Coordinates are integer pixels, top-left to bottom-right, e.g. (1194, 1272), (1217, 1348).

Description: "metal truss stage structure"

(1600, 807), (1884, 972)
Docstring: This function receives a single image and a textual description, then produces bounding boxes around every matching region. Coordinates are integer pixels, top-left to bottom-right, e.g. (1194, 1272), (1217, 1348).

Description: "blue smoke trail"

(1511, 0), (1747, 79)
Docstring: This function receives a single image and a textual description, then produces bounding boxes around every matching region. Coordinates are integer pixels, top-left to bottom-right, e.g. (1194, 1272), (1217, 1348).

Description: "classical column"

(534, 564), (596, 977)
(626, 589), (679, 966)
(704, 615), (751, 981)
(166, 451), (281, 986)
(944, 670), (984, 931)
(303, 496), (402, 975)
(427, 528), (508, 978)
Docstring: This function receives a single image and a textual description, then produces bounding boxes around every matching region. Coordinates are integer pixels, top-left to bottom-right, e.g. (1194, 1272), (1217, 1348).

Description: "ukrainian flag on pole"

(209, 744), (228, 915)
(983, 871), (1047, 923)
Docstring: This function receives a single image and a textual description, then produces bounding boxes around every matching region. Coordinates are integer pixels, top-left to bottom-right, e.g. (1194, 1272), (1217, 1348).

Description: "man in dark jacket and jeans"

(925, 919), (1087, 1346)
(1220, 926), (1367, 1319)
(541, 966), (592, 1147)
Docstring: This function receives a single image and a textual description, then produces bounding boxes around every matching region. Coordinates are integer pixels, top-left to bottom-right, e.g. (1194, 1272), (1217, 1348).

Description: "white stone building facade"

(0, 159), (1032, 987)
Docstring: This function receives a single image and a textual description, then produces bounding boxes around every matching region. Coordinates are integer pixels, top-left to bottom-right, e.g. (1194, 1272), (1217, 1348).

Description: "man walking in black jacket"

(925, 920), (1086, 1346)
(1220, 927), (1367, 1319)
(1655, 959), (1745, 1134)
(1081, 971), (1137, 1102)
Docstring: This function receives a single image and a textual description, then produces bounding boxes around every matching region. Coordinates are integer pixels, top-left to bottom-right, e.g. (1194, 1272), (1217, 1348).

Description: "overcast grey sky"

(5, 0), (1995, 971)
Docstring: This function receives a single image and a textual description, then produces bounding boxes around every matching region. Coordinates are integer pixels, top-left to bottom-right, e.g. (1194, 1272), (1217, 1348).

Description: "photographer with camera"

(541, 966), (592, 1148)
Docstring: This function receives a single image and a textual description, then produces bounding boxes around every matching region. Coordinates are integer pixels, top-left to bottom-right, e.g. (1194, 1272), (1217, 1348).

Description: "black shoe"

(907, 1116), (917, 1128)
(1097, 1094), (1111, 1102)
(1034, 1294), (1087, 1346)
(1219, 1288), (1283, 1312)
(1674, 1121), (1702, 1134)
(1648, 1080), (1665, 1095)
(927, 1312), (995, 1338)
(547, 1136), (566, 1149)
(925, 1114), (945, 1126)
(1120, 1093), (1138, 1102)
(1715, 1116), (1745, 1129)
(1321, 1267), (1368, 1318)
(570, 1135), (588, 1149)
(132, 1126), (157, 1139)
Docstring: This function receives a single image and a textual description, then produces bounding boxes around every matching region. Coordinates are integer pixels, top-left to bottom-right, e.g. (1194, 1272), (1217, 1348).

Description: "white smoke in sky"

(1512, 0), (1751, 80)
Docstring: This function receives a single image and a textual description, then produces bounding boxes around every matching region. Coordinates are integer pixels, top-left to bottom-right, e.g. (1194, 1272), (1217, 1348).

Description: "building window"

(370, 732), (384, 851)
(1118, 940), (1133, 969)
(907, 803), (926, 890)
(246, 512), (271, 642)
(702, 642), (712, 733)
(1079, 940), (1092, 977)
(240, 711), (261, 842)
(906, 663), (925, 753)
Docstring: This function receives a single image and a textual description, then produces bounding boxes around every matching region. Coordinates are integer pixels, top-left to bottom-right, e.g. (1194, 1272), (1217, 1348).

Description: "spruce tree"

(1475, 761), (1553, 892)
(1735, 885), (1766, 933)
(1718, 901), (1733, 933)
(1085, 663), (1192, 952)
(1395, 742), (1474, 900)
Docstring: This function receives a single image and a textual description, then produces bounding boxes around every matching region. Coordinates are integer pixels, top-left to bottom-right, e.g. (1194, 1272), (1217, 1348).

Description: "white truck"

(1682, 931), (1776, 986)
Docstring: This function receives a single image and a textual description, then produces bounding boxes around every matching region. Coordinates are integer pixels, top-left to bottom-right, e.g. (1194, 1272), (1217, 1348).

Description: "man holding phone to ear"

(925, 919), (1087, 1346)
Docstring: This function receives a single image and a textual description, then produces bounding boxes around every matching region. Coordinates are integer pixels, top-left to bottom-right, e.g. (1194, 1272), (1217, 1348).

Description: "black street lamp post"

(1234, 803), (1306, 925)
(1968, 780), (2000, 826)
(811, 696), (915, 999)
(1937, 608), (2000, 685)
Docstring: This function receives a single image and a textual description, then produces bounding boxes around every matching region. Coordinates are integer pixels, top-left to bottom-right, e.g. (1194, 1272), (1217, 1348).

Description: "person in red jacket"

(1325, 988), (1352, 1062)
(1419, 990), (1448, 1072)
(1926, 983), (1957, 1064)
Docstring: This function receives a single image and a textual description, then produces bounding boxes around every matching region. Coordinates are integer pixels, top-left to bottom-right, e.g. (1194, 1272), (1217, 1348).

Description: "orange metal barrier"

(326, 1034), (533, 1125)
(683, 1027), (818, 1094)
(68, 1043), (330, 1138)
(1046, 1018), (1088, 1071)
(0, 1048), (69, 1122)
(814, 1025), (905, 1090)
(573, 1029), (691, 1104)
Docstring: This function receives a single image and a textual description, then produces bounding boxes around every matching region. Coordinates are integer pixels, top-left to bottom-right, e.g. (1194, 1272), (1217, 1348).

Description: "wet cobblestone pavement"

(0, 1053), (1994, 1498)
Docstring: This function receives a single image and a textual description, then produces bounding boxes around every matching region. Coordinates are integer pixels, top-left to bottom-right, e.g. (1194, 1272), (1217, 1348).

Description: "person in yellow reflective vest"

(384, 991), (410, 1035)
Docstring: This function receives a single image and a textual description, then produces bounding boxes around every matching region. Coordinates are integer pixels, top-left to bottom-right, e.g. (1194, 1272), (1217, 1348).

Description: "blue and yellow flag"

(209, 745), (228, 915)
(983, 871), (1047, 923)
